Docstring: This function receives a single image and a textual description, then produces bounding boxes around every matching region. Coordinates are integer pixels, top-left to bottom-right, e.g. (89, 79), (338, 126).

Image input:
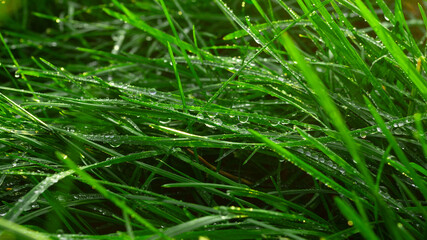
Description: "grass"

(0, 0), (426, 239)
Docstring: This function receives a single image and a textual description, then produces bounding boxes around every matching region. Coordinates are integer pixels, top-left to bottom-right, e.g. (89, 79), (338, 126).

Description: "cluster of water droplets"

(356, 117), (415, 139)
(295, 147), (345, 174)
(82, 134), (124, 148)
(71, 193), (103, 201)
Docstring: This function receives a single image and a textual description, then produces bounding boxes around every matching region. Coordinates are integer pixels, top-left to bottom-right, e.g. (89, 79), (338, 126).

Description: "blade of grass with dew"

(3, 169), (74, 222)
(3, 148), (163, 222)
(164, 182), (330, 226)
(200, 0), (334, 112)
(56, 151), (168, 239)
(414, 113), (427, 158)
(354, 0), (427, 100)
(150, 215), (234, 240)
(1, 0), (426, 238)
(280, 32), (374, 190)
(0, 217), (51, 240)
(0, 92), (51, 131)
(364, 96), (427, 200)
(334, 197), (379, 240)
(106, 0), (197, 53)
(295, 127), (359, 176)
(167, 41), (187, 113)
(249, 129), (355, 200)
(304, 0), (399, 115)
(0, 32), (34, 93)
(158, 0), (203, 95)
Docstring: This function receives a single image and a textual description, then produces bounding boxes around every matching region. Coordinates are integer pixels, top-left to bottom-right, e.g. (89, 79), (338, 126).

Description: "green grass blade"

(249, 129), (355, 200)
(280, 32), (374, 188)
(364, 96), (427, 200)
(56, 151), (168, 239)
(354, 0), (427, 100)
(0, 217), (51, 240)
(334, 198), (379, 240)
(167, 41), (187, 113)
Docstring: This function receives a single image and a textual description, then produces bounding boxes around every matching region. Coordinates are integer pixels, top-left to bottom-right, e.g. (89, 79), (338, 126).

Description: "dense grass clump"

(0, 0), (426, 239)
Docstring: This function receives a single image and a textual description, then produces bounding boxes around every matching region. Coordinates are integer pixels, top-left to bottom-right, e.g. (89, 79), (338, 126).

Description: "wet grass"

(0, 0), (426, 239)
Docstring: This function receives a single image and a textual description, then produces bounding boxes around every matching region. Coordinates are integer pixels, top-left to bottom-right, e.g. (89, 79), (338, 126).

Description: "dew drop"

(207, 112), (218, 118)
(109, 142), (121, 148)
(270, 120), (280, 127)
(218, 206), (228, 216)
(196, 113), (204, 120)
(148, 88), (157, 95)
(23, 204), (32, 211)
(229, 125), (238, 131)
(213, 118), (222, 126)
(238, 115), (249, 123)
(159, 118), (171, 124)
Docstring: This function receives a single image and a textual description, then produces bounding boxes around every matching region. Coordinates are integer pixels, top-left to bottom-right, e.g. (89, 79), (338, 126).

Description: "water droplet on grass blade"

(148, 88), (157, 95)
(229, 125), (239, 131)
(109, 141), (121, 148)
(196, 113), (204, 120)
(270, 120), (280, 126)
(238, 115), (249, 123)
(159, 118), (171, 124)
(218, 206), (228, 217)
(213, 118), (222, 126)
(208, 112), (218, 118)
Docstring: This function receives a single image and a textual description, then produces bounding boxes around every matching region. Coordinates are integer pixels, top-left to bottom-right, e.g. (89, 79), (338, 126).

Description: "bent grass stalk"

(0, 0), (425, 239)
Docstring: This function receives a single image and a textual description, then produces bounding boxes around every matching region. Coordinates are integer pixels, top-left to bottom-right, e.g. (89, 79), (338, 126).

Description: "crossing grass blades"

(0, 0), (426, 239)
